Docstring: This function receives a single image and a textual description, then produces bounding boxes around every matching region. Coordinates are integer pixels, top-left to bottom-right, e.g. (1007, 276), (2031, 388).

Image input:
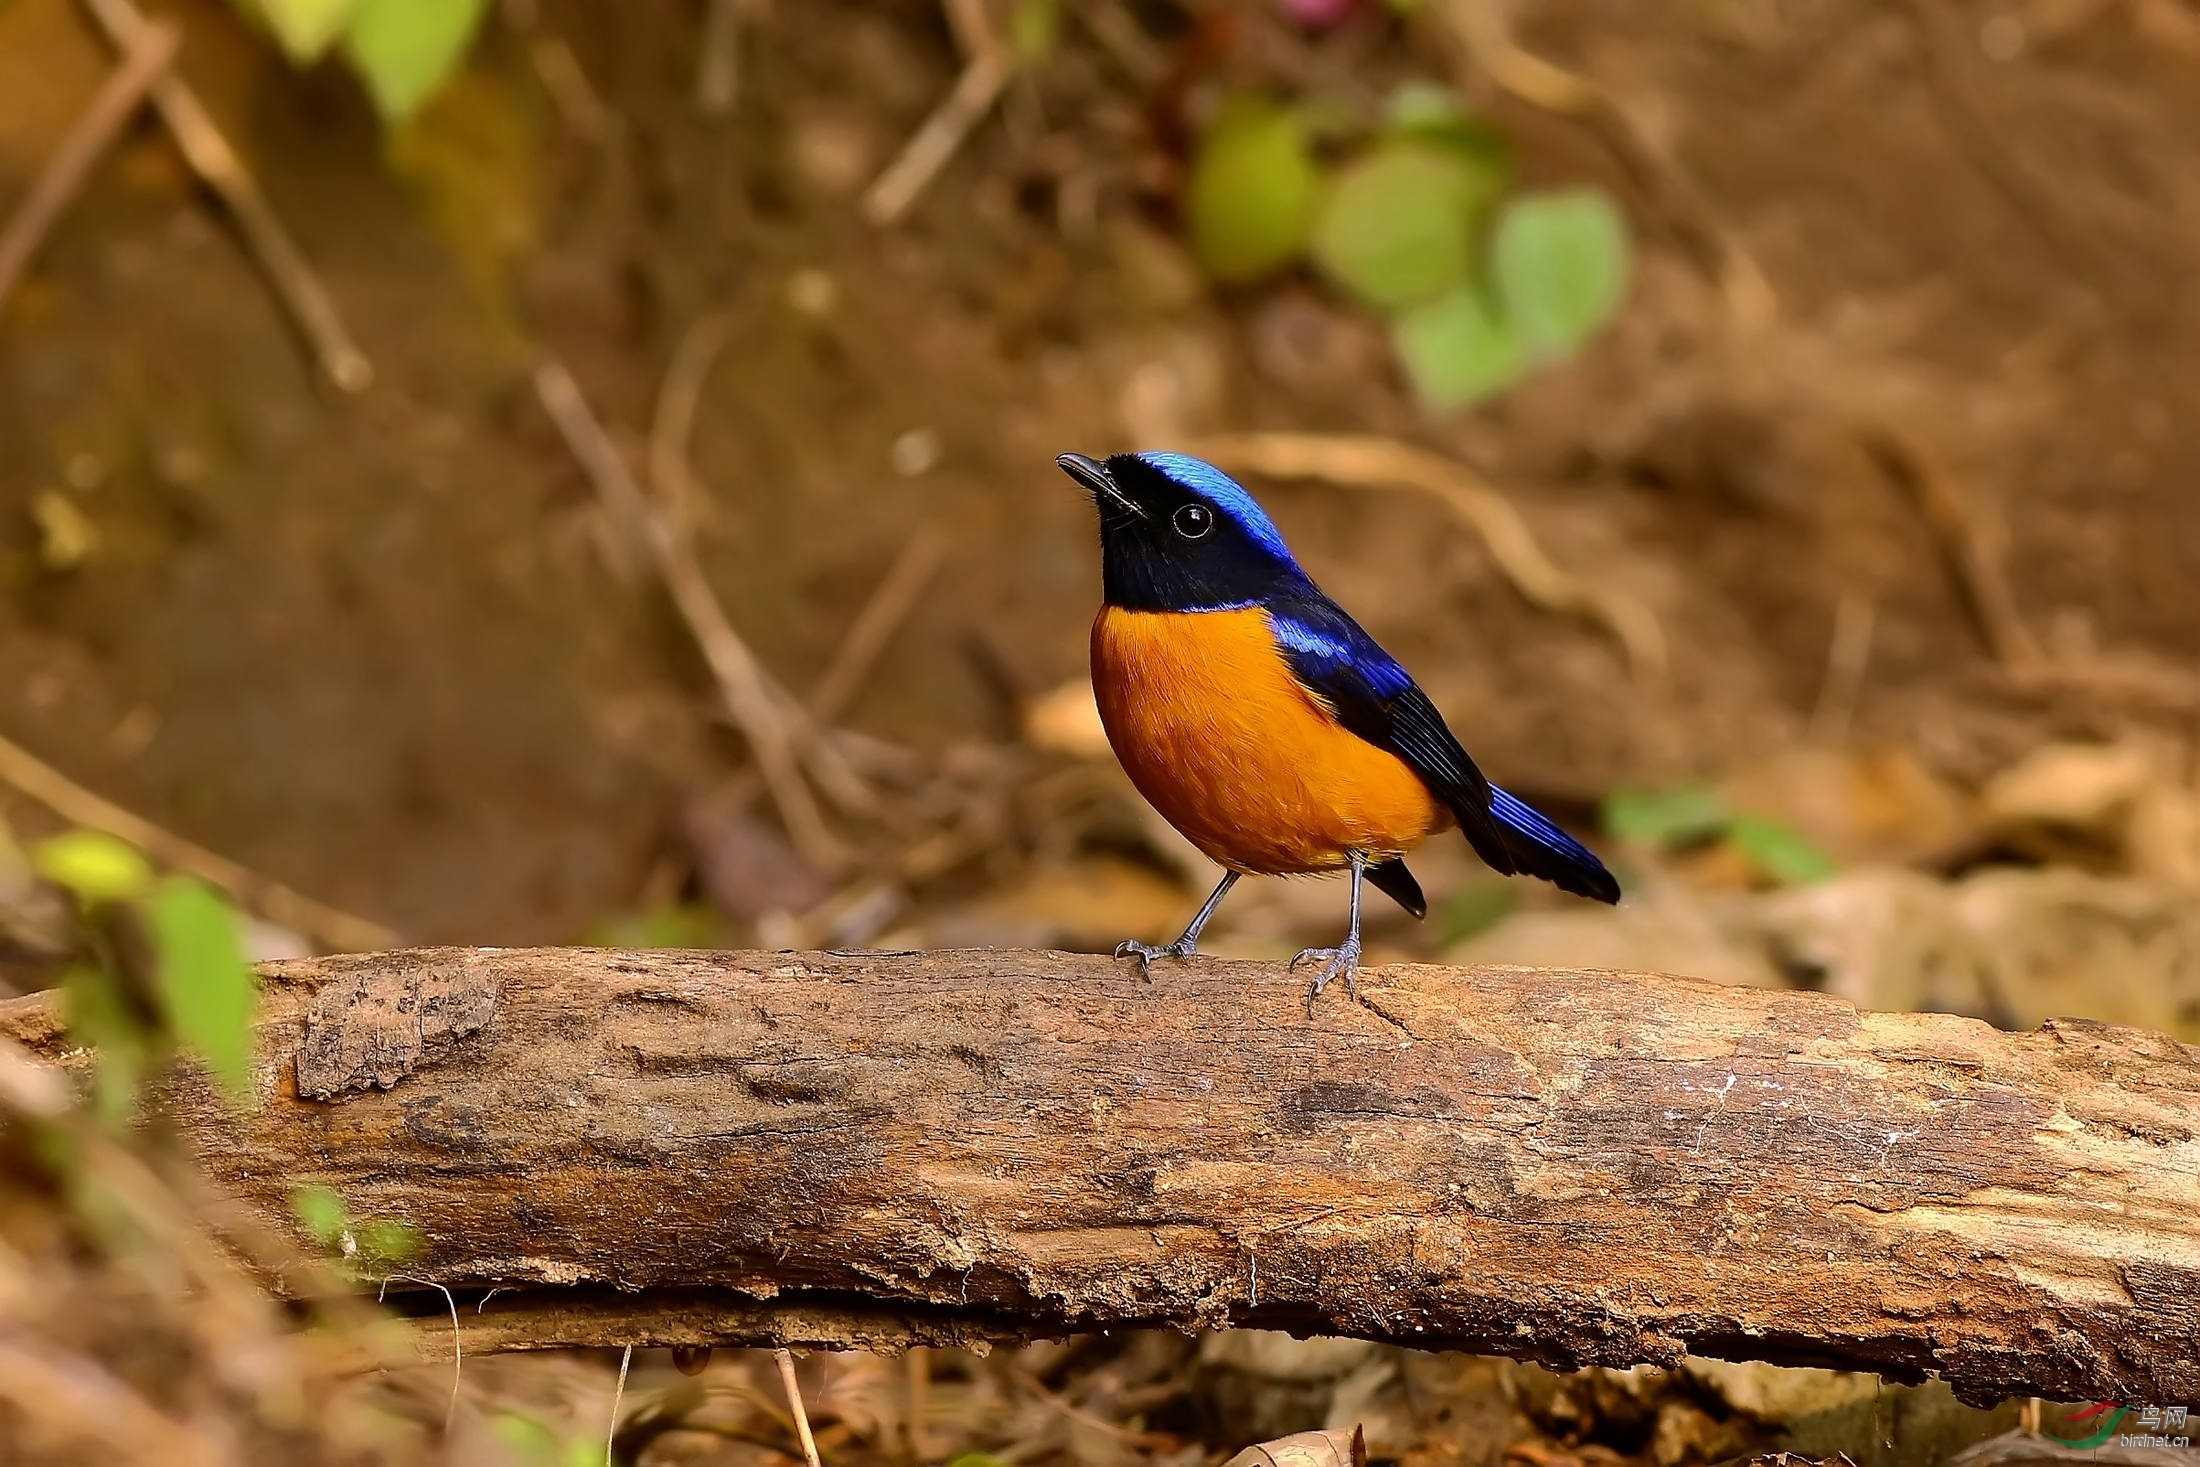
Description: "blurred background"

(1, 0), (2197, 1462)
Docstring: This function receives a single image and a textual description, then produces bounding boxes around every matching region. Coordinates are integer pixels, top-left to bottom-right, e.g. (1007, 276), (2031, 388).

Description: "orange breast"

(1090, 606), (1449, 875)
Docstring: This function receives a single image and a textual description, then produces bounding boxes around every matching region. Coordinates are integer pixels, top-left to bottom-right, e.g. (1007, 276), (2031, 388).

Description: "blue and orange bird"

(1059, 449), (1620, 1011)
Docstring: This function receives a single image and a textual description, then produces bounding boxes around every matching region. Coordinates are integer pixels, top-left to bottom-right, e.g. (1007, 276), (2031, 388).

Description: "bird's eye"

(1173, 503), (1215, 540)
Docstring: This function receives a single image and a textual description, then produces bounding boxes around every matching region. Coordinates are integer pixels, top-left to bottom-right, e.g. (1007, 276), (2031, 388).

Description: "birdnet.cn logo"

(2046, 1402), (2191, 1449)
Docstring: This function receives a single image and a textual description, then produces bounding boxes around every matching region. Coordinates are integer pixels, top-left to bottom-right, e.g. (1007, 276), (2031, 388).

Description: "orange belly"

(1091, 606), (1449, 874)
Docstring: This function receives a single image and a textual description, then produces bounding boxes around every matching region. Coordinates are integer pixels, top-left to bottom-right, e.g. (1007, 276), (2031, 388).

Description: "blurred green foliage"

(493, 1410), (604, 1467)
(1601, 786), (1837, 887)
(31, 828), (153, 904)
(582, 902), (727, 950)
(235, 0), (488, 122)
(1187, 99), (1322, 285)
(1492, 190), (1631, 363)
(1602, 784), (1728, 847)
(1010, 0), (1062, 62)
(1185, 80), (1630, 410)
(1311, 142), (1496, 310)
(1726, 815), (1840, 886)
(1435, 879), (1520, 946)
(32, 829), (259, 1116)
(290, 1182), (423, 1265)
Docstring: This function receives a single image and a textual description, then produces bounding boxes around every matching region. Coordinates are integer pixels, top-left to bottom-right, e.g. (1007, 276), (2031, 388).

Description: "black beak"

(1057, 452), (1145, 519)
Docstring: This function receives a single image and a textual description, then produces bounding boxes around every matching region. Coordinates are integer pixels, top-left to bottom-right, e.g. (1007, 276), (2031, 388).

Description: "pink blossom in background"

(1279, 0), (1359, 30)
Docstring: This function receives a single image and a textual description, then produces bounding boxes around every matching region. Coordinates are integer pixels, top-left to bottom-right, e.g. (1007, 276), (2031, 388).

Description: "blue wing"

(1267, 593), (1620, 904)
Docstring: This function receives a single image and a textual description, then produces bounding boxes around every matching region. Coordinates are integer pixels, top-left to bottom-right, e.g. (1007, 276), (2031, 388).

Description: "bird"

(1059, 448), (1619, 1012)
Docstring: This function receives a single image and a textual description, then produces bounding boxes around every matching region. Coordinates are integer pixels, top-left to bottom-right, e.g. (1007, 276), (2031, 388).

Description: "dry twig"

(1009, 1366), (1182, 1450)
(609, 1342), (636, 1466)
(643, 324), (886, 823)
(1808, 593), (1876, 746)
(774, 1347), (825, 1467)
(1862, 428), (2042, 673)
(0, 1340), (222, 1467)
(808, 530), (952, 724)
(696, 0), (761, 116)
(0, 729), (398, 952)
(535, 360), (851, 871)
(651, 311), (739, 540)
(0, 19), (177, 312)
(530, 34), (613, 144)
(77, 0), (372, 391)
(862, 0), (1014, 226)
(1190, 432), (1667, 683)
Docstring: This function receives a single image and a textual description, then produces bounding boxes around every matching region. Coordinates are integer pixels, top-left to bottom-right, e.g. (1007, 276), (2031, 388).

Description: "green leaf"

(1727, 815), (1839, 886)
(1185, 99), (1320, 285)
(1009, 0), (1060, 62)
(145, 878), (256, 1101)
(1310, 142), (1501, 311)
(246, 0), (358, 62)
(583, 903), (723, 950)
(1601, 784), (1727, 847)
(491, 1411), (561, 1467)
(1384, 79), (1468, 132)
(63, 962), (147, 1128)
(343, 0), (488, 122)
(1436, 881), (1519, 947)
(291, 1183), (351, 1248)
(1491, 188), (1631, 362)
(1391, 285), (1528, 411)
(946, 1455), (1012, 1467)
(357, 1217), (422, 1263)
(32, 829), (152, 904)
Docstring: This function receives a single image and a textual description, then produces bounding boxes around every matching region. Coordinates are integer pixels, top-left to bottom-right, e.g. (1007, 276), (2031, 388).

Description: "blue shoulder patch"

(1267, 604), (1415, 699)
(1136, 452), (1295, 564)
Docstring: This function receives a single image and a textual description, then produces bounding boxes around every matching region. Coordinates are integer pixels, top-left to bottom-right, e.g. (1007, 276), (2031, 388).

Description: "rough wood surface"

(5, 946), (2196, 1404)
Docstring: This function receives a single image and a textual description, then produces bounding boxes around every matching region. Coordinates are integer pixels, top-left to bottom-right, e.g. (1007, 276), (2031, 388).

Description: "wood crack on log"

(2, 946), (2195, 1404)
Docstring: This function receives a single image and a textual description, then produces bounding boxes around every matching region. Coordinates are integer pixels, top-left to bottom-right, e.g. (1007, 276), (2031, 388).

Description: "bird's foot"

(1114, 936), (1196, 979)
(1290, 933), (1362, 1016)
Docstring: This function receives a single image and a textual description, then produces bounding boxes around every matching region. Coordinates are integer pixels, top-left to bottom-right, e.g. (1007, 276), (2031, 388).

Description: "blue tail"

(1489, 786), (1621, 904)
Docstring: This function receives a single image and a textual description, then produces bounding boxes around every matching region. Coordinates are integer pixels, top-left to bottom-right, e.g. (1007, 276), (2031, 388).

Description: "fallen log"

(3, 946), (2196, 1405)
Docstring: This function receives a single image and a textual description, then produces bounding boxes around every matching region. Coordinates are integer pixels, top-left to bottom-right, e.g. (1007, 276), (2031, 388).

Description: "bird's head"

(1058, 451), (1307, 612)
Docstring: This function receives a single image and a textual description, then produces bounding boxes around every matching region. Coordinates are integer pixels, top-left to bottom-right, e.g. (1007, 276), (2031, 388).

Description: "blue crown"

(1135, 452), (1295, 565)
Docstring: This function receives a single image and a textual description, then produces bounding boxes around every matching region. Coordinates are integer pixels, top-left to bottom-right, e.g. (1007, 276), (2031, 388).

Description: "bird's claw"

(1291, 936), (1362, 1015)
(1114, 937), (1194, 979)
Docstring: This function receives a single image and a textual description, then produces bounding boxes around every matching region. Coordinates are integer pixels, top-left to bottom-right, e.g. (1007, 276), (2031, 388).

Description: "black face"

(1058, 452), (1305, 612)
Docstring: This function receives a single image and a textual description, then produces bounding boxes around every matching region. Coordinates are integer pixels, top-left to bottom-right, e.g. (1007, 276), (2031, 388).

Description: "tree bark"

(4, 946), (2196, 1405)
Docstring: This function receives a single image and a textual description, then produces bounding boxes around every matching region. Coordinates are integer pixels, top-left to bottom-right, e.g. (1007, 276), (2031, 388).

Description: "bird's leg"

(1116, 870), (1240, 978)
(1291, 851), (1366, 1015)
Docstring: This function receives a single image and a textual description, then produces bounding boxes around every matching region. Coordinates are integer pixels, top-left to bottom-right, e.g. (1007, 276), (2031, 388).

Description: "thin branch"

(774, 1347), (824, 1467)
(530, 34), (613, 145)
(650, 312), (738, 541)
(1808, 593), (1876, 746)
(379, 1274), (462, 1432)
(644, 322), (890, 825)
(1009, 1367), (1182, 1451)
(0, 19), (177, 312)
(608, 1342), (635, 1466)
(76, 0), (373, 392)
(534, 360), (850, 871)
(1189, 432), (1668, 684)
(1861, 427), (2042, 673)
(806, 530), (951, 724)
(0, 728), (399, 952)
(862, 0), (1013, 228)
(695, 0), (755, 117)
